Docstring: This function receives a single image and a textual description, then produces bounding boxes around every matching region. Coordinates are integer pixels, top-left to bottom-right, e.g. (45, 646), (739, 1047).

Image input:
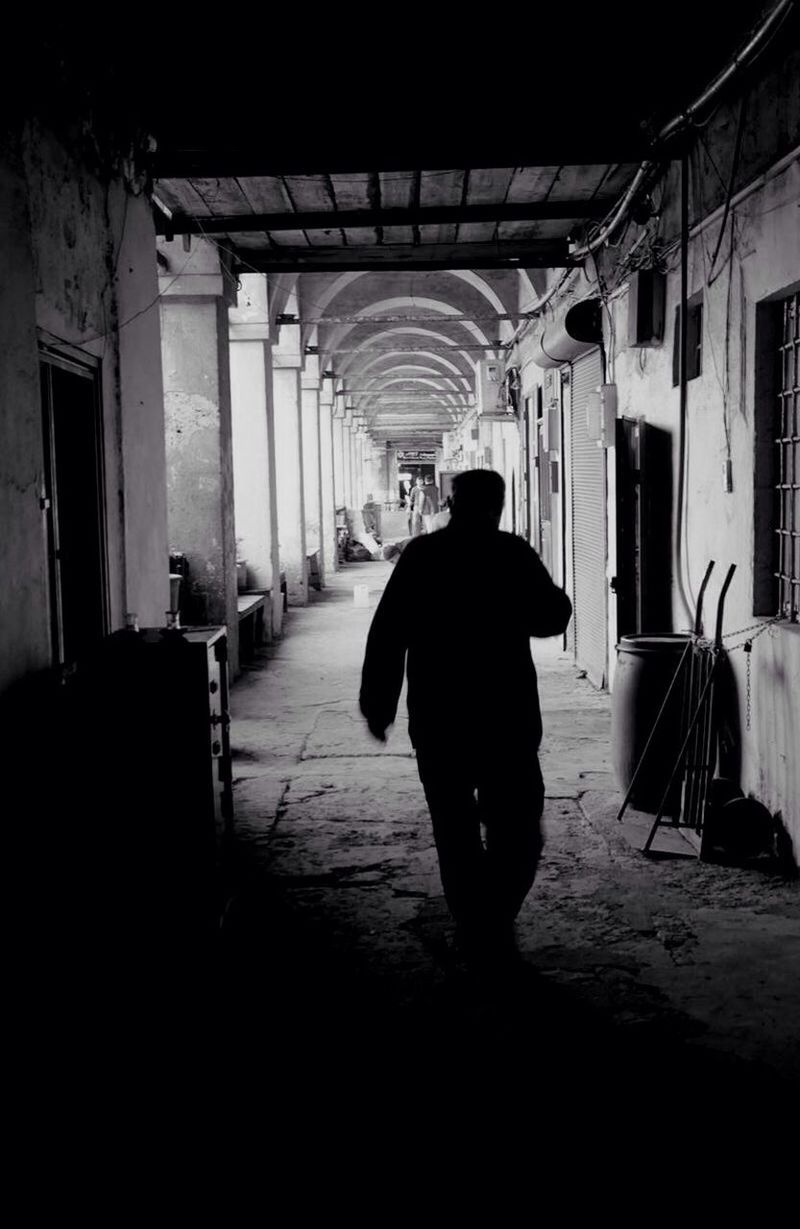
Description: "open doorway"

(40, 348), (109, 674)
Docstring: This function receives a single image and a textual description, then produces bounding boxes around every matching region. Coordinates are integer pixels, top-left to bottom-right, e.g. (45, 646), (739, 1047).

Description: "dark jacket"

(359, 523), (572, 751)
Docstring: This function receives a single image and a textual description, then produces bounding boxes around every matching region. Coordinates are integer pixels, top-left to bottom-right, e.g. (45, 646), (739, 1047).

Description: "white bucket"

(353, 583), (370, 607)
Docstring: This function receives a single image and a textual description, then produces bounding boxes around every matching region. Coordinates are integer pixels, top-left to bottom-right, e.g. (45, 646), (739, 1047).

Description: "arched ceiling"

(296, 271), (516, 443)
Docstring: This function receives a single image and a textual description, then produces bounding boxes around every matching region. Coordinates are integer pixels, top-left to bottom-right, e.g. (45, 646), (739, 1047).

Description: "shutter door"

(570, 350), (607, 688)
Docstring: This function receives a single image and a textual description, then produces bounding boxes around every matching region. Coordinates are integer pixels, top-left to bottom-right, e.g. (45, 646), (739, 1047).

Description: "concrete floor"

(219, 559), (799, 1142)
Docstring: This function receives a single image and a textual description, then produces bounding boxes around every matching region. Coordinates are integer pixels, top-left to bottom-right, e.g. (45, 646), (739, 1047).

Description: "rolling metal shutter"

(570, 350), (607, 688)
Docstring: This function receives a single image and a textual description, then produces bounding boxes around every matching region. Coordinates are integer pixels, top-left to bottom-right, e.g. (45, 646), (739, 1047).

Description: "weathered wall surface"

(160, 297), (237, 654)
(0, 137), (51, 693)
(508, 56), (800, 857)
(159, 237), (239, 667)
(1, 121), (169, 697)
(116, 191), (170, 627)
(608, 158), (800, 857)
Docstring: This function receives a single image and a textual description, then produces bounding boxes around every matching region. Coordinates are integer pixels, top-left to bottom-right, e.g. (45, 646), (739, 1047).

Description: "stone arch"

(336, 327), (479, 377)
(350, 350), (472, 389)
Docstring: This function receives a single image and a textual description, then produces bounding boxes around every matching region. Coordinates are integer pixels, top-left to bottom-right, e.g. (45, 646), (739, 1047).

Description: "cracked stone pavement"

(219, 559), (799, 1132)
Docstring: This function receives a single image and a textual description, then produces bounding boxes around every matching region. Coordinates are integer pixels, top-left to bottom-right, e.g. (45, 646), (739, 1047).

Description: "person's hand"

(367, 720), (387, 743)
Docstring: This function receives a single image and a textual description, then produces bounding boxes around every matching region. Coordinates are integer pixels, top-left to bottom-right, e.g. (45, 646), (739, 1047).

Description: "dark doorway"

(40, 351), (109, 673)
(535, 387), (553, 574)
(615, 417), (642, 639)
(521, 395), (533, 543)
(615, 416), (673, 636)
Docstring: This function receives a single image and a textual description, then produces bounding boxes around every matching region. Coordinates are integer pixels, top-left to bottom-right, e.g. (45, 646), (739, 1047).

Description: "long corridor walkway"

(218, 560), (799, 1131)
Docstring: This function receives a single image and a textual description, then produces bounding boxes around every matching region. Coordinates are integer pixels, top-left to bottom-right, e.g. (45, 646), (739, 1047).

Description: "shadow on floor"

(213, 848), (796, 1138)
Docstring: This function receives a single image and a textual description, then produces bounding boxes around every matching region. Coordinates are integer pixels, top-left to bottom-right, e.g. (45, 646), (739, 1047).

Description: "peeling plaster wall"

(1, 122), (169, 696)
(608, 159), (800, 858)
(160, 296), (239, 666)
(0, 137), (51, 692)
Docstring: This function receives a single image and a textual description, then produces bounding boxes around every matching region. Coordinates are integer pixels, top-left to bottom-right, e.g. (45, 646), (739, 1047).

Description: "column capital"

(158, 237), (235, 302)
(272, 320), (302, 368)
(229, 273), (270, 341)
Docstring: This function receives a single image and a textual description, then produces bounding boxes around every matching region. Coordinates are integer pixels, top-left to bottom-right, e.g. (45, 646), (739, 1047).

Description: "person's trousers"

(414, 742), (545, 935)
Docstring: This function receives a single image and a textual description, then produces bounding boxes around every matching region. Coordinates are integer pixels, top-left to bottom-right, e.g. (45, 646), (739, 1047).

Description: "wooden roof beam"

(230, 241), (572, 272)
(154, 199), (611, 235)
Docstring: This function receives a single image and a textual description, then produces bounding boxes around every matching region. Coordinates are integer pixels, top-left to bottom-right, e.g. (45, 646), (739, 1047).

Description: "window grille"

(776, 291), (799, 622)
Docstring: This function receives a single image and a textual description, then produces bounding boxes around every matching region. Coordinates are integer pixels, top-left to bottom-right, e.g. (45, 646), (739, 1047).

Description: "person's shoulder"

(497, 530), (536, 554)
(394, 534), (429, 564)
(496, 532), (548, 567)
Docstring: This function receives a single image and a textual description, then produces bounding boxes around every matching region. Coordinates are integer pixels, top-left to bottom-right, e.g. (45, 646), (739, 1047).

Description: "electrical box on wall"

(540, 401), (560, 451)
(477, 359), (505, 415)
(586, 383), (618, 448)
(627, 270), (666, 346)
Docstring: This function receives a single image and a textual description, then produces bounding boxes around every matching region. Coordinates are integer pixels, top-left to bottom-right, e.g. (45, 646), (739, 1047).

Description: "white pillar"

(342, 421), (353, 509)
(229, 274), (282, 636)
(159, 239), (239, 671)
(356, 432), (366, 508)
(320, 385), (336, 579)
(345, 419), (355, 510)
(333, 416), (345, 511)
(301, 372), (321, 557)
(272, 359), (307, 606)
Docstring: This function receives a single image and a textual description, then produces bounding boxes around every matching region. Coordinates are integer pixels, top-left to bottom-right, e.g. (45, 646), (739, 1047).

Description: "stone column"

(350, 422), (361, 510)
(332, 414), (345, 511)
(356, 432), (367, 509)
(272, 319), (307, 606)
(319, 383), (337, 580)
(159, 238), (239, 671)
(229, 273), (282, 638)
(343, 416), (354, 509)
(301, 360), (322, 560)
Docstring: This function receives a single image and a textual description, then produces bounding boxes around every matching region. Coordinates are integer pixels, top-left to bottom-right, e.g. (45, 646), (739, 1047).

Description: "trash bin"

(611, 633), (691, 813)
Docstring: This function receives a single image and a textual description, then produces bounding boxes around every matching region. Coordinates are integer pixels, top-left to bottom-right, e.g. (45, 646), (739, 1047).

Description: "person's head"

(450, 469), (505, 529)
(424, 474), (434, 484)
(415, 476), (423, 486)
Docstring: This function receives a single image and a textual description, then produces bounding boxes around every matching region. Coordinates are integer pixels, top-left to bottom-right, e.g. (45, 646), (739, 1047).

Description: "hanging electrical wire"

(570, 0), (794, 260)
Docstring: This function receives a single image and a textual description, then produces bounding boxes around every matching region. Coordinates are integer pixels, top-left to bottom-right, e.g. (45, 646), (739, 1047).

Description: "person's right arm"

(359, 548), (413, 739)
(520, 541), (573, 637)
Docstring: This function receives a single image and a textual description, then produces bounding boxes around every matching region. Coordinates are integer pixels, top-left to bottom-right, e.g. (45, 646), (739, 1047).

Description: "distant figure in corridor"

(419, 474), (439, 534)
(359, 469), (572, 964)
(409, 476), (425, 537)
(362, 493), (381, 541)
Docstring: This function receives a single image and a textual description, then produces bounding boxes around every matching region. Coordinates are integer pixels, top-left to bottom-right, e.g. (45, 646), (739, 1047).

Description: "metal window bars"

(776, 290), (799, 623)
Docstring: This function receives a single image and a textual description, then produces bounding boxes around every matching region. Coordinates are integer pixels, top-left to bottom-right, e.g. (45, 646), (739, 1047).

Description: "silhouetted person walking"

(359, 469), (572, 964)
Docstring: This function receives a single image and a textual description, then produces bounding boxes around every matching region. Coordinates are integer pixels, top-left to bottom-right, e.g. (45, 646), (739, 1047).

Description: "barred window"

(754, 289), (799, 622)
(776, 291), (799, 621)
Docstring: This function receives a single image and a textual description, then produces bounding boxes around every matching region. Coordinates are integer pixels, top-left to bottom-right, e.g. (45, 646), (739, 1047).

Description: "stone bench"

(237, 592), (267, 660)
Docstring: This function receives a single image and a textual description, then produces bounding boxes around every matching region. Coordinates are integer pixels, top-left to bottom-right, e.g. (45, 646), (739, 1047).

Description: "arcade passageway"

(216, 560), (800, 1118)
